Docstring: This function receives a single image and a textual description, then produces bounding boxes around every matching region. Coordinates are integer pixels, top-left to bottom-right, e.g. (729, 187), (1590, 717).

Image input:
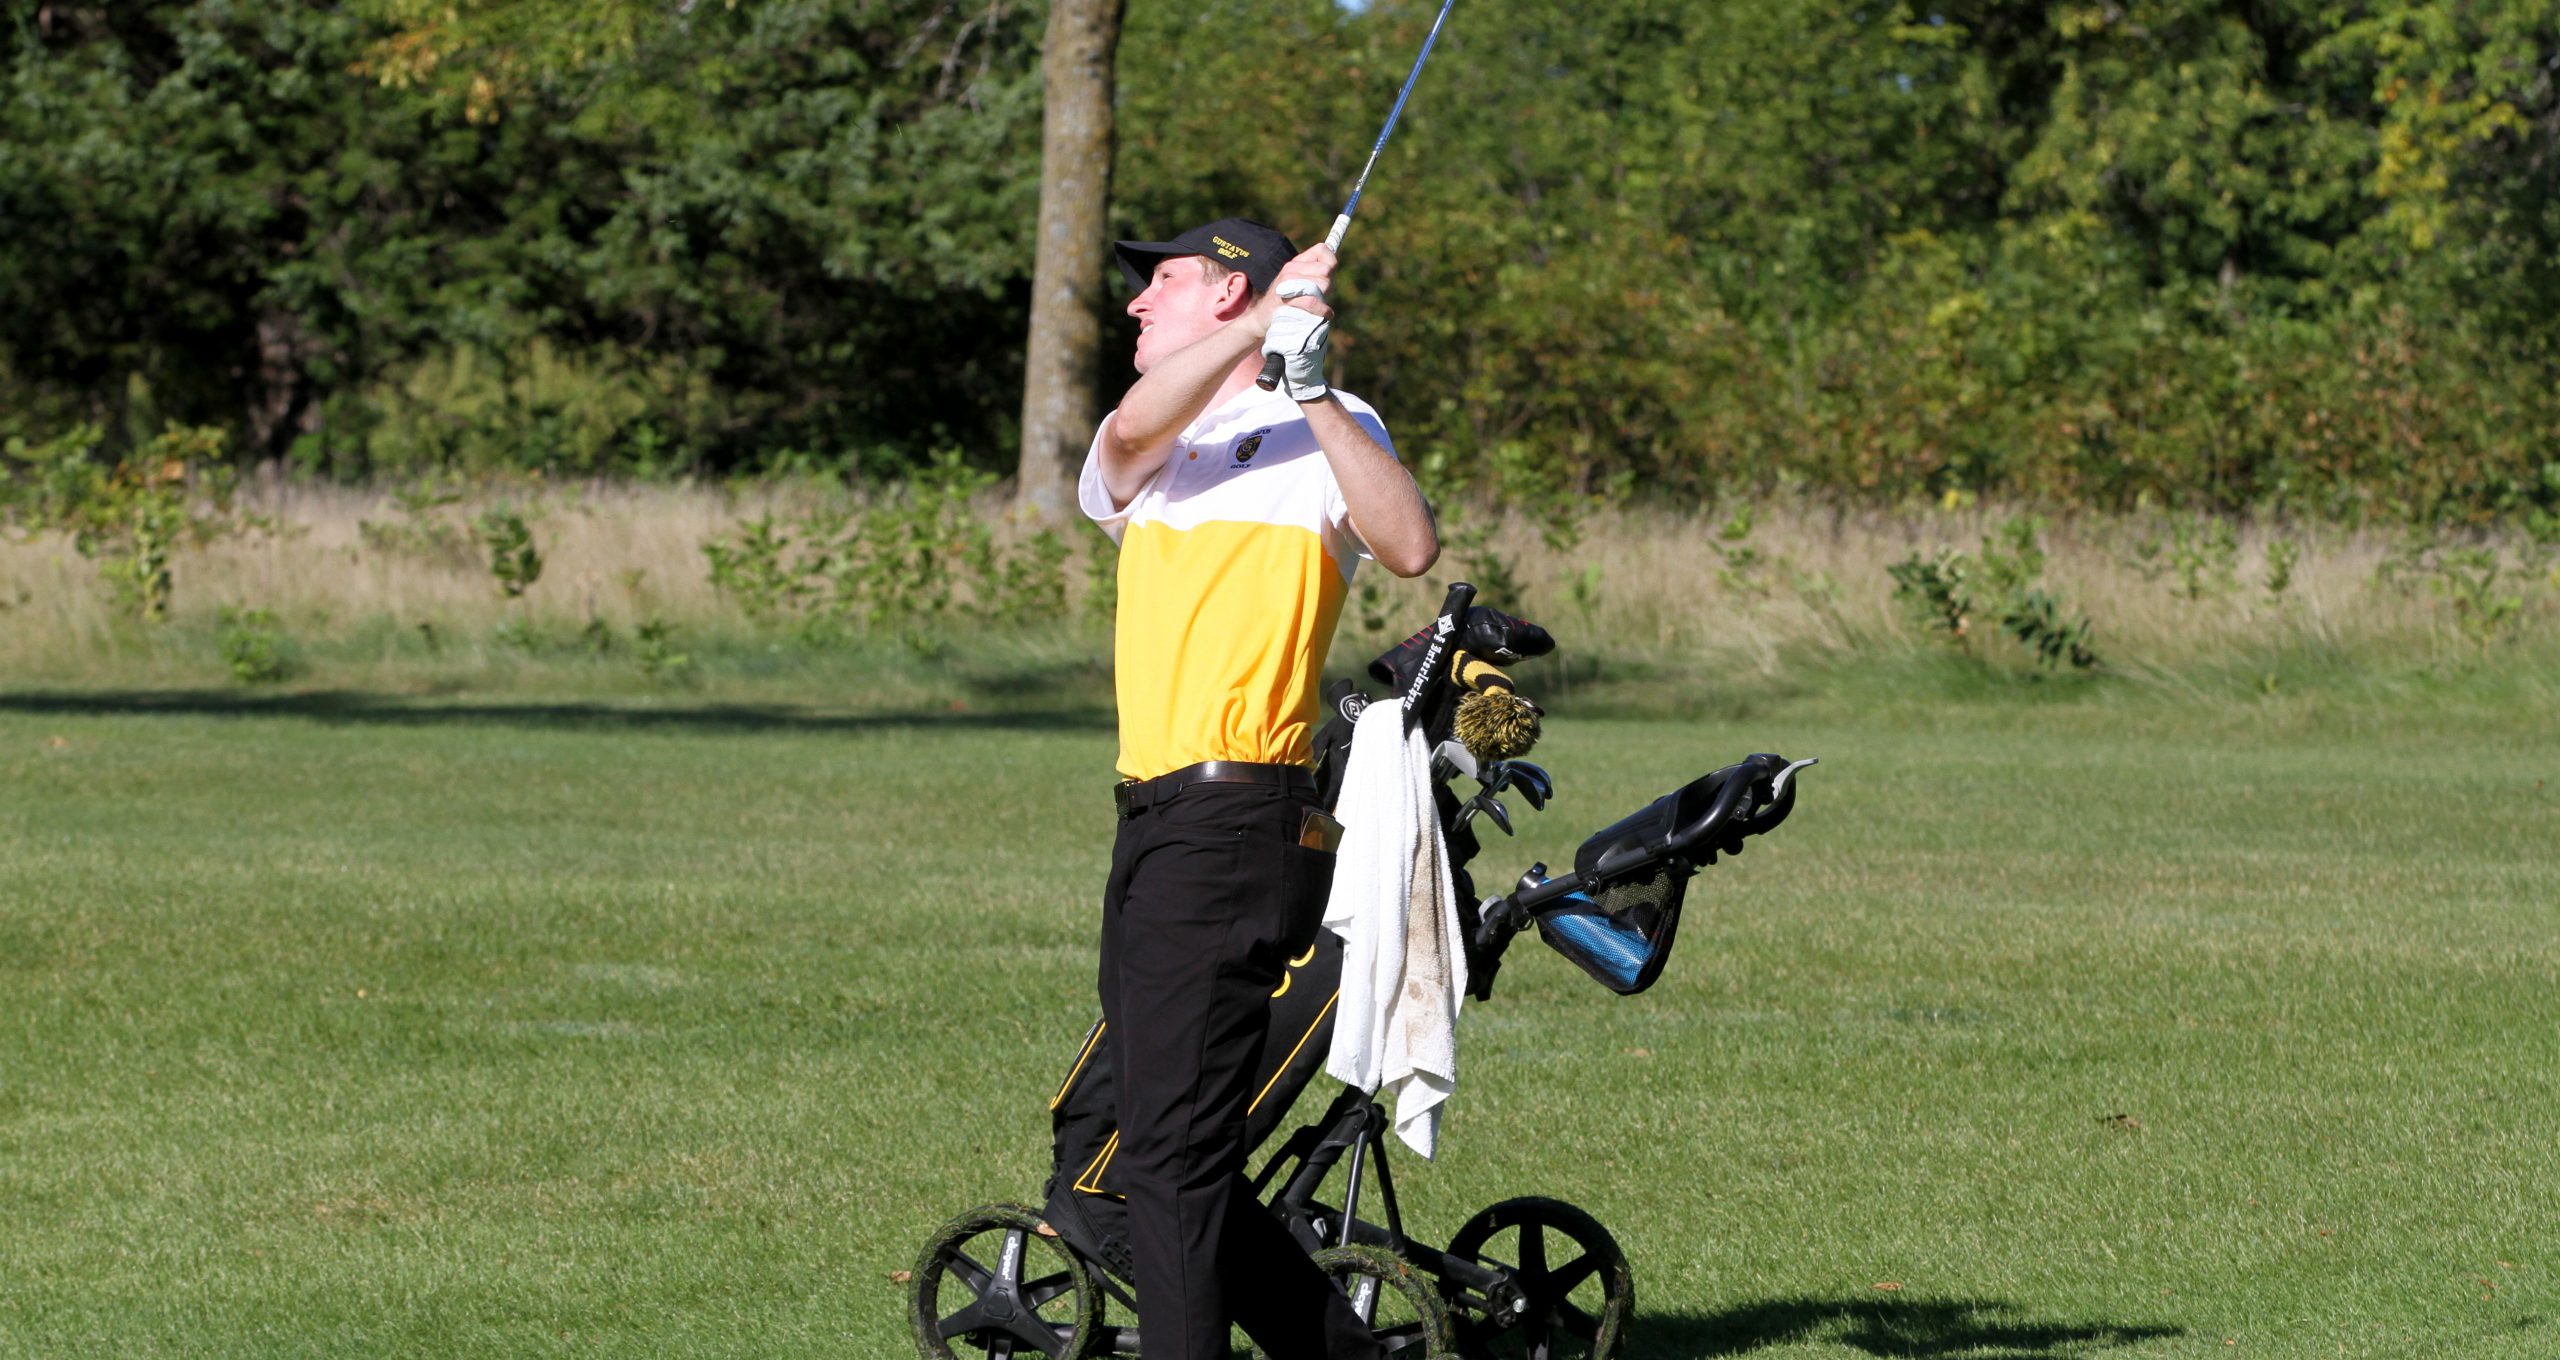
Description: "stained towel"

(1321, 698), (1467, 1157)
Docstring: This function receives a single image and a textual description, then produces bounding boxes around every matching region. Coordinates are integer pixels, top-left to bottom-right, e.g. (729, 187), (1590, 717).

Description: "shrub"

(635, 617), (691, 682)
(702, 515), (806, 622)
(355, 342), (723, 478)
(2264, 537), (2302, 596)
(471, 505), (543, 599)
(1887, 549), (1974, 643)
(1889, 516), (2099, 672)
(1709, 503), (1769, 598)
(2423, 546), (2532, 654)
(216, 607), (291, 684)
(699, 454), (1085, 635)
(2132, 514), (2241, 602)
(0, 423), (237, 621)
(356, 476), (475, 569)
(976, 528), (1071, 626)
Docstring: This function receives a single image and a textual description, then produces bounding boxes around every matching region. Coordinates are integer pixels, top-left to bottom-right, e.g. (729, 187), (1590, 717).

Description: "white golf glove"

(1261, 279), (1331, 401)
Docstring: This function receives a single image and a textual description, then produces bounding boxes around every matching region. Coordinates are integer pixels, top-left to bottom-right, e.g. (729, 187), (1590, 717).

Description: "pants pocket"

(1277, 841), (1337, 957)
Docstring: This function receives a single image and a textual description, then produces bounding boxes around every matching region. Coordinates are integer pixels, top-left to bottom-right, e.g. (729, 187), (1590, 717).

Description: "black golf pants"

(1098, 780), (1382, 1360)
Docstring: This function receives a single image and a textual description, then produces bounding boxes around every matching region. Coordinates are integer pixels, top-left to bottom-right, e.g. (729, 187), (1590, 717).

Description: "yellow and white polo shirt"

(1080, 385), (1393, 781)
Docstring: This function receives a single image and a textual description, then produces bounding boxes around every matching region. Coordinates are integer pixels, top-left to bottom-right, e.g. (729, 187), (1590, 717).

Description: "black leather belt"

(1114, 760), (1316, 819)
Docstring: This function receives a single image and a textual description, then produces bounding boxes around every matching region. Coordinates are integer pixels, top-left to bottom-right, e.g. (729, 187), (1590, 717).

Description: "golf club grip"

(1324, 213), (1352, 254)
(1402, 581), (1476, 735)
(1261, 214), (1355, 394)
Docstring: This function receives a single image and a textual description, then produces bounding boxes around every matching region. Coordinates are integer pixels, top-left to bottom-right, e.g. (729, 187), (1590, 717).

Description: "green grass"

(1, 678), (2555, 1358)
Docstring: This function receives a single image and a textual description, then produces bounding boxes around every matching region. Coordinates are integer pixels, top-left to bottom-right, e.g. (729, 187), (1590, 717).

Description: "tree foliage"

(3, 0), (2555, 520)
(2, 0), (1044, 474)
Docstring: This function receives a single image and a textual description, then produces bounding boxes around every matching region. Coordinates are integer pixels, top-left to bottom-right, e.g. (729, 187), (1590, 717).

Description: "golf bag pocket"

(1533, 864), (1685, 996)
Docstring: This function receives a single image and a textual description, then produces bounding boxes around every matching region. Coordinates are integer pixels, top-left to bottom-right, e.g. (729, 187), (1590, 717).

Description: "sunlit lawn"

(1, 678), (2553, 1357)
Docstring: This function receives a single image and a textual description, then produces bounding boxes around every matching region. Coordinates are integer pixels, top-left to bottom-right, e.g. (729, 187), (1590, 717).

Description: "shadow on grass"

(0, 689), (1113, 736)
(1631, 1295), (2181, 1358)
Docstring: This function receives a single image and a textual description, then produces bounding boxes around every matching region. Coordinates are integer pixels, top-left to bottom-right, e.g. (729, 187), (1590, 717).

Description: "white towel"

(1321, 699), (1467, 1157)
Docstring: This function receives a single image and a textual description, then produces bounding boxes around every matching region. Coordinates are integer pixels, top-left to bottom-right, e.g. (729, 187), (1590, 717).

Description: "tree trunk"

(1014, 0), (1125, 520)
(246, 309), (308, 457)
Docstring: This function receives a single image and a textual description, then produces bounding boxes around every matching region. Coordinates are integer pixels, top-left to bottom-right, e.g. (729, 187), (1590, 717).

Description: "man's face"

(1127, 256), (1243, 373)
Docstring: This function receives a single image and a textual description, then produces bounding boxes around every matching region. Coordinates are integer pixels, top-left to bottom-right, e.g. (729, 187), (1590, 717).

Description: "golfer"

(1078, 216), (1438, 1360)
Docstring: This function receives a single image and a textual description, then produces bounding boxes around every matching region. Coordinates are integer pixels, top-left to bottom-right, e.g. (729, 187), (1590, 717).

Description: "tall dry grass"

(1351, 499), (2554, 684)
(2, 479), (2552, 694)
(1, 481), (803, 689)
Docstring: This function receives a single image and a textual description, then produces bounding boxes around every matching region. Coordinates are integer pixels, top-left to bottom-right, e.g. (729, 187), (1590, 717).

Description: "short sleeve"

(1077, 414), (1135, 544)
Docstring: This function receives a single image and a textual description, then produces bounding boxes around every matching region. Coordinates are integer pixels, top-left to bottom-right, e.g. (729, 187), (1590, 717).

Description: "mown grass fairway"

(2, 684), (2554, 1358)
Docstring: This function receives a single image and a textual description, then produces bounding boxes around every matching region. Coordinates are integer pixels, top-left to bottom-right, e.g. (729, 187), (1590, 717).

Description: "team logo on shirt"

(1232, 429), (1271, 466)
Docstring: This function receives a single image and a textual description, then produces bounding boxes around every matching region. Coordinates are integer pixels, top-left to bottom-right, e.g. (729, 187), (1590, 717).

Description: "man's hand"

(1262, 282), (1332, 401)
(1254, 245), (1338, 402)
(1247, 244), (1338, 336)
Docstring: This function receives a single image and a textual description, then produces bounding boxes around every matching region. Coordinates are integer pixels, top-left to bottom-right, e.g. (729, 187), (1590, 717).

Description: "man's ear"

(1213, 266), (1254, 320)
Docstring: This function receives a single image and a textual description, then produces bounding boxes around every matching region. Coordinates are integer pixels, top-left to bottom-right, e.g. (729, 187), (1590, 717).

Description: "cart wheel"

(911, 1203), (1102, 1360)
(1443, 1197), (1632, 1360)
(1254, 1245), (1459, 1360)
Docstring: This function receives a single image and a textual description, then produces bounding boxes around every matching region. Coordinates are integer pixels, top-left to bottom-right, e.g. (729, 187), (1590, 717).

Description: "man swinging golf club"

(1078, 215), (1438, 1360)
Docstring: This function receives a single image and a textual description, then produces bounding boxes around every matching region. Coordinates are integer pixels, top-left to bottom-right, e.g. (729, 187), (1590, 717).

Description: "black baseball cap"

(1114, 217), (1297, 295)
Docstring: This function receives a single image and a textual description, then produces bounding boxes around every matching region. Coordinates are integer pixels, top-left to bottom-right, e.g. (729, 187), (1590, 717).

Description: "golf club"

(1256, 0), (1462, 393)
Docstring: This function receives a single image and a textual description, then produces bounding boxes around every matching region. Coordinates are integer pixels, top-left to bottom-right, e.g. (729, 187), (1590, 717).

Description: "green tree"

(3, 1), (1050, 473)
(3, 0), (2553, 517)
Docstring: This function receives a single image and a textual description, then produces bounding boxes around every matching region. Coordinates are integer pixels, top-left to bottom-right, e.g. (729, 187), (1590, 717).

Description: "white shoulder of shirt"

(1077, 387), (1393, 536)
(1180, 386), (1387, 438)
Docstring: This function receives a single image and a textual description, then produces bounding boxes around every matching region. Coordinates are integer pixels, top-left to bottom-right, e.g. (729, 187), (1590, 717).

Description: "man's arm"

(1255, 247), (1437, 578)
(1304, 396), (1438, 578)
(1099, 246), (1344, 507)
(1094, 325), (1262, 508)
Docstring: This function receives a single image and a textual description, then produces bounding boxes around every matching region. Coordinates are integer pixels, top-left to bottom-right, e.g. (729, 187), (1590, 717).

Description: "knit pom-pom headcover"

(1449, 650), (1543, 763)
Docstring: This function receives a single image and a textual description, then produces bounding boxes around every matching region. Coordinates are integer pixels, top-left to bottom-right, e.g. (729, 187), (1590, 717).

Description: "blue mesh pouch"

(1533, 866), (1684, 996)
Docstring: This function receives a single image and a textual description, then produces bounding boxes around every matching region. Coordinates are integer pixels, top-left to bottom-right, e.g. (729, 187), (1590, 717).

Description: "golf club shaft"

(1329, 0), (1460, 249)
(1257, 0), (1461, 392)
